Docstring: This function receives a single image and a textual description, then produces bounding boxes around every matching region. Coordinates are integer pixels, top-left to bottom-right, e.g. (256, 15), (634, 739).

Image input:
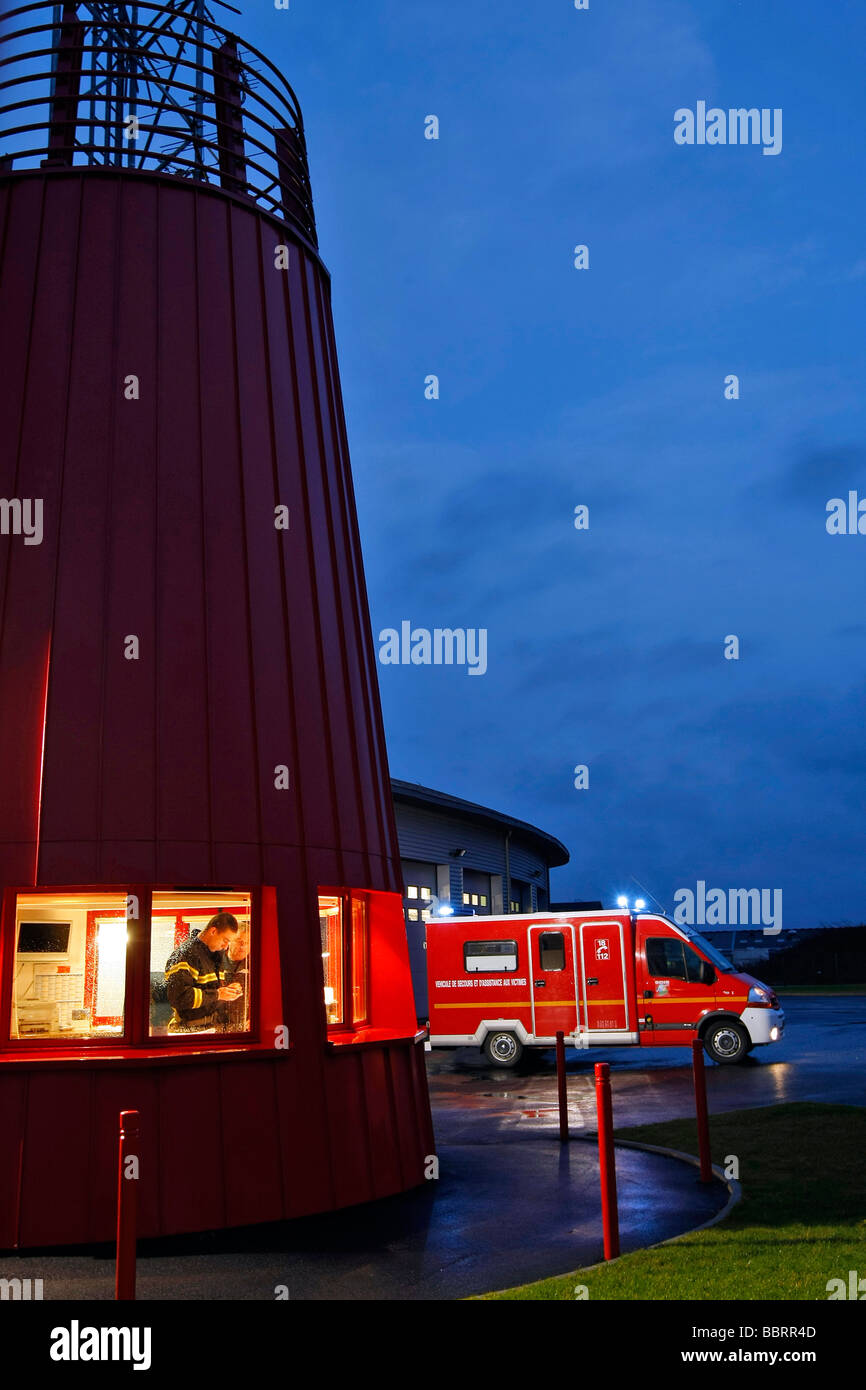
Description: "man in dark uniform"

(164, 911), (246, 1033)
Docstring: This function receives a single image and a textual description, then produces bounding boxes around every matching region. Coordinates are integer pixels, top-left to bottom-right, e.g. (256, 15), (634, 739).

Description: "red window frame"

(0, 885), (260, 1052)
(318, 887), (370, 1033)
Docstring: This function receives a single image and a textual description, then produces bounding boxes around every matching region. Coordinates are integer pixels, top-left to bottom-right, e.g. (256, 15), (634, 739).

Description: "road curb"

(480, 1139), (740, 1295)
(611, 1138), (742, 1239)
(560, 1137), (741, 1279)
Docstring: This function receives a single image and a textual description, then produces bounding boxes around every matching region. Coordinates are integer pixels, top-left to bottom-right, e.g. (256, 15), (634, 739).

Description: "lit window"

(351, 896), (369, 1025)
(421, 908), (432, 922)
(407, 885), (418, 899)
(463, 893), (470, 904)
(480, 895), (488, 907)
(471, 894), (479, 906)
(510, 900), (521, 913)
(150, 892), (252, 1037)
(319, 894), (345, 1025)
(11, 891), (129, 1040)
(318, 890), (370, 1030)
(408, 908), (419, 922)
(420, 886), (432, 900)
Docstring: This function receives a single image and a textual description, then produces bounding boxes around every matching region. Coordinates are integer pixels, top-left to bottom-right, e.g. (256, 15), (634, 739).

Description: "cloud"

(776, 445), (866, 505)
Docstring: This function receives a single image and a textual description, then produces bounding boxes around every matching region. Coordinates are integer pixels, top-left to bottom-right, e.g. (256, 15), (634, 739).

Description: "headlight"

(748, 985), (774, 1005)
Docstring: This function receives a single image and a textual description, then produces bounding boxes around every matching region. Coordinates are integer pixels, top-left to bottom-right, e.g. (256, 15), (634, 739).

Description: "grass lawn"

(483, 1103), (866, 1300)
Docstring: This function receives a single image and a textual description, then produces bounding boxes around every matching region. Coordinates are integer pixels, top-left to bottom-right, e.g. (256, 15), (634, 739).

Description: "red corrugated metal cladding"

(0, 167), (434, 1248)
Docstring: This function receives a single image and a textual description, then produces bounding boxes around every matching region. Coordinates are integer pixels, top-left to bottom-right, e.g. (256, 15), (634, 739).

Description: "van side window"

(646, 938), (708, 983)
(463, 940), (518, 973)
(683, 945), (705, 983)
(645, 938), (687, 980)
(538, 931), (565, 971)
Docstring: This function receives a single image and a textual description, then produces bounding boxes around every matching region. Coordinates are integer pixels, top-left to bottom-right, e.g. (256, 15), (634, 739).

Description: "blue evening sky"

(243, 1), (865, 926)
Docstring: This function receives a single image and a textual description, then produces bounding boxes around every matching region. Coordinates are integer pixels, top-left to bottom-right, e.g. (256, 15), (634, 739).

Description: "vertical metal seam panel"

(281, 246), (341, 861)
(323, 277), (399, 872)
(316, 272), (393, 878)
(355, 1050), (378, 1194)
(215, 1062), (229, 1231)
(383, 1046), (407, 1188)
(99, 181), (160, 868)
(299, 255), (368, 879)
(0, 179), (46, 861)
(307, 266), (380, 882)
(13, 1072), (30, 1247)
(319, 280), (403, 883)
(152, 183), (162, 857)
(267, 226), (320, 856)
(3, 181), (47, 503)
(0, 175), (11, 283)
(84, 1070), (99, 1238)
(255, 218), (304, 846)
(261, 230), (331, 1057)
(43, 178), (123, 856)
(193, 187), (216, 878)
(224, 201), (265, 878)
(196, 194), (259, 855)
(268, 1058), (288, 1219)
(93, 176), (123, 880)
(155, 181), (210, 858)
(38, 176), (85, 877)
(293, 255), (344, 872)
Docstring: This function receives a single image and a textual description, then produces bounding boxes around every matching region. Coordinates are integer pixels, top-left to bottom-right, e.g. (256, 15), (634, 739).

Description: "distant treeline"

(766, 925), (866, 985)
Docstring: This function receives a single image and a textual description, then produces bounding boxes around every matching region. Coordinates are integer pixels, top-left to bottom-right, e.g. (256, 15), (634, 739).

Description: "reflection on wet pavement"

(2, 999), (858, 1299)
(428, 997), (866, 1142)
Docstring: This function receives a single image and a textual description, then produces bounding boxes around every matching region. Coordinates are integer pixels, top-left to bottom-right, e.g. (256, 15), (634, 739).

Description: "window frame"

(462, 938), (519, 974)
(318, 887), (371, 1034)
(350, 894), (369, 1027)
(645, 936), (690, 982)
(1, 883), (261, 1053)
(538, 930), (566, 972)
(148, 892), (255, 1044)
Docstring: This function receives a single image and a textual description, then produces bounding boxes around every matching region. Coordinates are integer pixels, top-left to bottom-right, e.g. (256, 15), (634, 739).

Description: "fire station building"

(391, 780), (570, 1016)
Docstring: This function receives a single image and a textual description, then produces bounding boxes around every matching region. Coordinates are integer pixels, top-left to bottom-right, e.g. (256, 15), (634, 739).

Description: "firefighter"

(164, 911), (245, 1033)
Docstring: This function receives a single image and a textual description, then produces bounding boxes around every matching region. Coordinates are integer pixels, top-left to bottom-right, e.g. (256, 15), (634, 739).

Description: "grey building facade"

(391, 780), (570, 1017)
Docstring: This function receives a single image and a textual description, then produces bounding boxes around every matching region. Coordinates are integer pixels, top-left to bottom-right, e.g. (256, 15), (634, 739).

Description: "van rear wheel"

(483, 1031), (523, 1067)
(703, 1019), (750, 1065)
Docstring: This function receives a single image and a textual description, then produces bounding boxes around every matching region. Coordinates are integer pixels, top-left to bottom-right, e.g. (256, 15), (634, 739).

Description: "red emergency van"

(425, 909), (784, 1066)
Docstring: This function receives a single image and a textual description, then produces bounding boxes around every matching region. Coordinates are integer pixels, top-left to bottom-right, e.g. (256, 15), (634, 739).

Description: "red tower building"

(0, 0), (433, 1248)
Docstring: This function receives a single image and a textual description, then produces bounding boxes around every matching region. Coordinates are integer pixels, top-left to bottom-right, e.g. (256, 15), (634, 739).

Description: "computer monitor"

(17, 921), (72, 955)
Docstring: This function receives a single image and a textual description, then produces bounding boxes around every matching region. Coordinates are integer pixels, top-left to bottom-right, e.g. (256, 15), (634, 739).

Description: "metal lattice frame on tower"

(0, 0), (316, 242)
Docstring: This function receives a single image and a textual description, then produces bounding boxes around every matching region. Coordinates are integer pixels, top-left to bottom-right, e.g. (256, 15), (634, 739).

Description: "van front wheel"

(703, 1019), (750, 1065)
(483, 1031), (523, 1067)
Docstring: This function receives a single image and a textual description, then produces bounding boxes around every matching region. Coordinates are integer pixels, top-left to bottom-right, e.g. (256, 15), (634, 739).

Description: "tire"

(703, 1019), (750, 1065)
(483, 1031), (523, 1067)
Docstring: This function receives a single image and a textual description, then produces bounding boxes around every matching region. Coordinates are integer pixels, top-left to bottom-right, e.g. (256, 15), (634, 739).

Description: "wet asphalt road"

(5, 1140), (724, 1301)
(2, 997), (861, 1299)
(427, 996), (866, 1140)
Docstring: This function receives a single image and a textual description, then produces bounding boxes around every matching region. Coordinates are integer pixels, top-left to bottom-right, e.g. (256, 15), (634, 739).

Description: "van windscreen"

(679, 926), (735, 972)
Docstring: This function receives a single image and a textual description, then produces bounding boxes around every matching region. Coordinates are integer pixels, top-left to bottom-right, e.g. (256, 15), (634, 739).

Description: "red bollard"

(555, 1031), (569, 1142)
(115, 1109), (139, 1300)
(594, 1062), (620, 1259)
(691, 1040), (713, 1183)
